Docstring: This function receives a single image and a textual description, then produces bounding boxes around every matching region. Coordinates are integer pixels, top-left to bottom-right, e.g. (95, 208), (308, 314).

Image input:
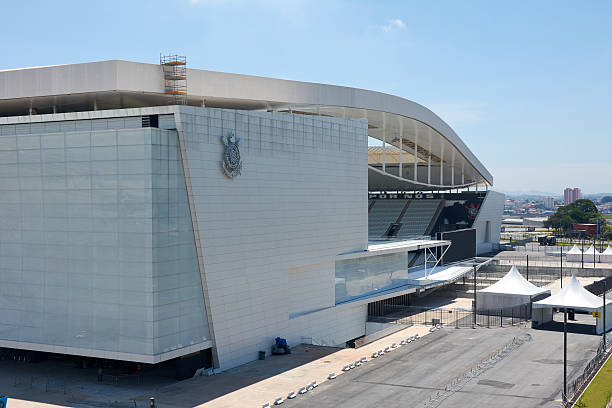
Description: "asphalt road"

(289, 321), (603, 408)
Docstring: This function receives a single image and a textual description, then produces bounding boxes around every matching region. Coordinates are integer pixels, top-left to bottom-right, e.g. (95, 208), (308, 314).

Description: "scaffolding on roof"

(160, 54), (187, 105)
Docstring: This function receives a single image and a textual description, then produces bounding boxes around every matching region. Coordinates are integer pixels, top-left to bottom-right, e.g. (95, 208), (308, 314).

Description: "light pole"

(581, 236), (584, 269)
(563, 307), (567, 403)
(604, 280), (607, 344)
(593, 236), (596, 269)
(473, 265), (477, 329)
(560, 244), (563, 288)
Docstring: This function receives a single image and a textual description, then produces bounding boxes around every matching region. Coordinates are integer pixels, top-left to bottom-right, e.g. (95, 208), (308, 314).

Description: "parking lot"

(289, 320), (603, 408)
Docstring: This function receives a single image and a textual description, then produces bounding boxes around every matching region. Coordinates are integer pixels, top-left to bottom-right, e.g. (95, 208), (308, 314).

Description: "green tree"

(544, 199), (604, 233)
(600, 195), (612, 203)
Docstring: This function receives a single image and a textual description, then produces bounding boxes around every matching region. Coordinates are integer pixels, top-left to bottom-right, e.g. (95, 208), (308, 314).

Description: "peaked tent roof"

(567, 245), (582, 255)
(601, 246), (612, 255)
(533, 275), (612, 311)
(584, 245), (598, 254)
(479, 265), (550, 296)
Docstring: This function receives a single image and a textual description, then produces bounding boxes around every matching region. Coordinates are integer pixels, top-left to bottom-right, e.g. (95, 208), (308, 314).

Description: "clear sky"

(2, 0), (611, 194)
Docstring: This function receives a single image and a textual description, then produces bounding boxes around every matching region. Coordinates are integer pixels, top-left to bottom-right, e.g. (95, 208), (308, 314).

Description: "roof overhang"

(0, 60), (493, 188)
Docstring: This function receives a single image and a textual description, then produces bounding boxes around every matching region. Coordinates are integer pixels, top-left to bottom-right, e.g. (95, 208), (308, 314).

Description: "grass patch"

(574, 353), (612, 407)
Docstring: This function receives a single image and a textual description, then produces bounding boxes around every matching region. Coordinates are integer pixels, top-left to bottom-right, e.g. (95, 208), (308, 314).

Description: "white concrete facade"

(473, 190), (505, 255)
(175, 106), (369, 369)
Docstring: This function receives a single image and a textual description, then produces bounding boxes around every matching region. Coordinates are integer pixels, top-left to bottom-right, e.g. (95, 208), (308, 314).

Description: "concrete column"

(440, 142), (444, 186)
(382, 113), (386, 173)
(451, 149), (455, 186)
(428, 129), (432, 185)
(414, 125), (418, 182)
(399, 121), (403, 178)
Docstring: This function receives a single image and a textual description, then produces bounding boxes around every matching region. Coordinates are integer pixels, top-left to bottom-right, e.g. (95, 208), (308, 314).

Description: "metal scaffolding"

(160, 54), (187, 105)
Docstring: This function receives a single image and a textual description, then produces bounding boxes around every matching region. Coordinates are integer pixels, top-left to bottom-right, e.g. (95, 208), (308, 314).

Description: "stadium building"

(0, 59), (503, 374)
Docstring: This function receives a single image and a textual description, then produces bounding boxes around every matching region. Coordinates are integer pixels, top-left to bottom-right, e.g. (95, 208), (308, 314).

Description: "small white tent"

(599, 246), (612, 264)
(583, 245), (598, 263)
(565, 245), (583, 262)
(532, 275), (612, 334)
(477, 265), (551, 312)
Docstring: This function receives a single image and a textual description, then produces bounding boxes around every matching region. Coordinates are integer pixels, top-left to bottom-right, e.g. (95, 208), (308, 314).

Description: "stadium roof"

(0, 60), (492, 190)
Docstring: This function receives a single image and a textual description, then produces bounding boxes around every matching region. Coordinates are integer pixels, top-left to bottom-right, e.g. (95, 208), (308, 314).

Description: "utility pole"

(526, 254), (529, 281)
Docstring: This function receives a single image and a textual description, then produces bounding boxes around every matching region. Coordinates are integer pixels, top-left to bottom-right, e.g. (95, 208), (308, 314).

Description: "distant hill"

(501, 190), (560, 199)
(502, 190), (612, 201)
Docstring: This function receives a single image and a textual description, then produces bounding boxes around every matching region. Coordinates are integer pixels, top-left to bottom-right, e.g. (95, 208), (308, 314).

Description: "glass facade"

(0, 120), (209, 358)
(335, 252), (412, 304)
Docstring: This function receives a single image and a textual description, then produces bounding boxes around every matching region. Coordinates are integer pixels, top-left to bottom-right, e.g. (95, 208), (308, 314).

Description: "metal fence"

(368, 304), (531, 329)
(564, 333), (612, 407)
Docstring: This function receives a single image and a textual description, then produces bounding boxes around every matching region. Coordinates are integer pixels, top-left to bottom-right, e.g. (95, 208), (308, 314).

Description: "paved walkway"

(192, 325), (432, 408)
(4, 325), (433, 408)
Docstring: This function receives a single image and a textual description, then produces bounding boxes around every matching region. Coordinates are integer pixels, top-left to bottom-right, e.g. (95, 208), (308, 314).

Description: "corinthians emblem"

(221, 130), (242, 178)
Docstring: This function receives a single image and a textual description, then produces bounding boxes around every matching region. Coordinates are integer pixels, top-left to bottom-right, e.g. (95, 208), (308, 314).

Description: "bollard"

(149, 397), (156, 408)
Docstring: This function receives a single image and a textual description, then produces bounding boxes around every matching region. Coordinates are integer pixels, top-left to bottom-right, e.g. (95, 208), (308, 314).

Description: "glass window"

(335, 252), (409, 304)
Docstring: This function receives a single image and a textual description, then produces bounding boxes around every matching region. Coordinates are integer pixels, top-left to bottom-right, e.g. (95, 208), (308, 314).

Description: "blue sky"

(2, 0), (611, 194)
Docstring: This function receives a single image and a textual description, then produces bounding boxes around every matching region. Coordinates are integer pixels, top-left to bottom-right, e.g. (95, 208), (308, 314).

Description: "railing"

(564, 333), (612, 407)
(368, 304), (532, 329)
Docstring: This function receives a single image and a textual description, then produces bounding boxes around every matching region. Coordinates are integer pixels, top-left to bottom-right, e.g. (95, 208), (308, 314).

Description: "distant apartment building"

(564, 187), (582, 205)
(566, 188), (581, 204)
(543, 197), (555, 209)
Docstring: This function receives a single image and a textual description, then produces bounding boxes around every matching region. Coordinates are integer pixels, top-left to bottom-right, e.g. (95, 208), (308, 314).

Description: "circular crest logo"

(221, 130), (242, 178)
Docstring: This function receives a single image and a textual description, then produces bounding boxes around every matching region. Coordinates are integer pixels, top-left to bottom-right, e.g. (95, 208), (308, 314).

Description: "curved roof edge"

(0, 59), (492, 184)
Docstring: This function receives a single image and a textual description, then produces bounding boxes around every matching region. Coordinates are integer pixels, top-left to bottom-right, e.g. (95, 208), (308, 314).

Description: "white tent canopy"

(480, 265), (549, 296)
(600, 246), (612, 263)
(532, 275), (612, 334)
(533, 275), (611, 312)
(477, 265), (550, 312)
(584, 244), (598, 262)
(566, 245), (583, 262)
